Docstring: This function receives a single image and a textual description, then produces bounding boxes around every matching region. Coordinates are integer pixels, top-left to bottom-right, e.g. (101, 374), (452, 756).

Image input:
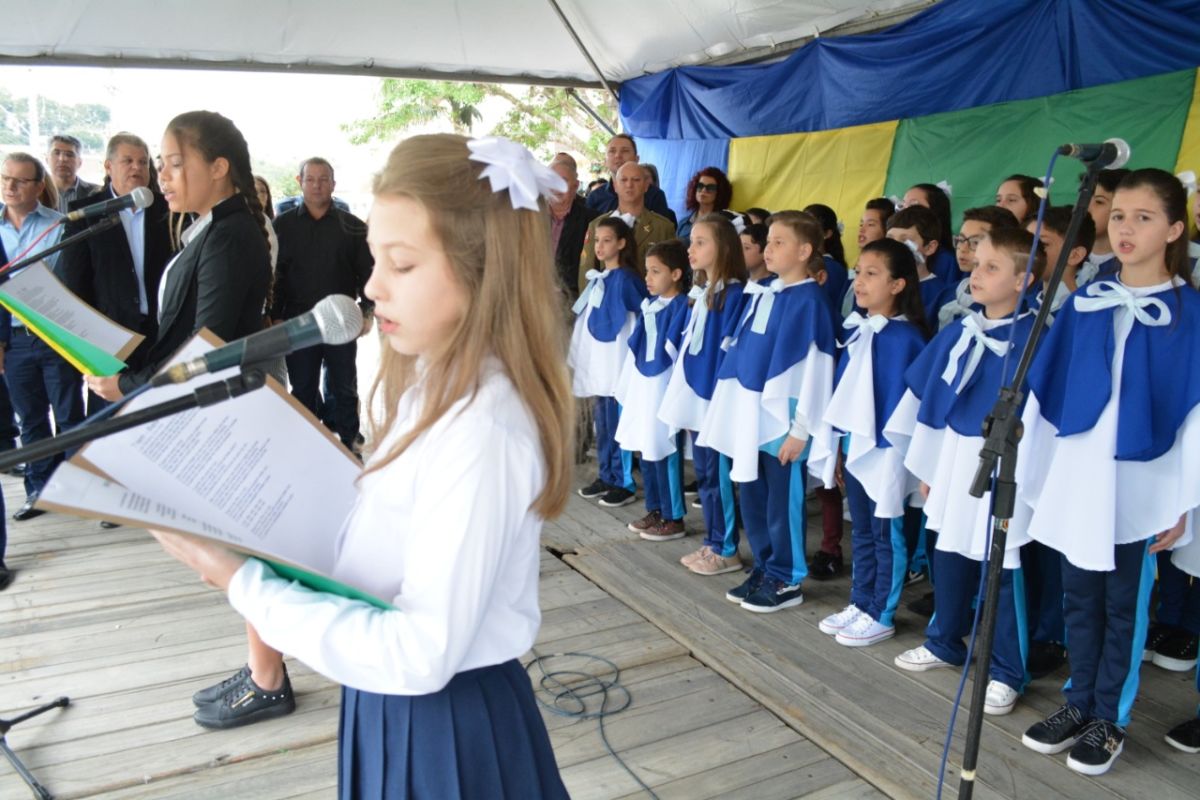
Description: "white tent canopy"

(0, 0), (932, 87)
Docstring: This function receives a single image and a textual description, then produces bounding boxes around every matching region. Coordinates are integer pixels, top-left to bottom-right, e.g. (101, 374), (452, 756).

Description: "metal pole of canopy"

(566, 88), (615, 136)
(546, 0), (621, 109)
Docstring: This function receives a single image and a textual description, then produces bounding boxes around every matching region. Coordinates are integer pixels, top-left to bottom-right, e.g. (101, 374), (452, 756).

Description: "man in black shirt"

(272, 157), (373, 451)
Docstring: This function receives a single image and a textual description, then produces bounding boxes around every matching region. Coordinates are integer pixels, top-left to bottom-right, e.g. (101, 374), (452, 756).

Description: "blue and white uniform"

(568, 266), (649, 491)
(810, 313), (926, 626)
(1018, 277), (1200, 727)
(659, 280), (747, 555)
(698, 277), (836, 585)
(885, 310), (1036, 690)
(616, 292), (691, 520)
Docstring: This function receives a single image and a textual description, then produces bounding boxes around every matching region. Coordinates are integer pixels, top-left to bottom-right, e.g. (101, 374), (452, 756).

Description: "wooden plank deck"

(547, 468), (1200, 800)
(0, 471), (876, 800)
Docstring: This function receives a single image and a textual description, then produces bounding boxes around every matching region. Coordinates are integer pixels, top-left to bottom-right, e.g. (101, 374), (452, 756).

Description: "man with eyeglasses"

(46, 134), (99, 215)
(0, 153), (84, 524)
(585, 133), (676, 224)
(272, 157), (373, 454)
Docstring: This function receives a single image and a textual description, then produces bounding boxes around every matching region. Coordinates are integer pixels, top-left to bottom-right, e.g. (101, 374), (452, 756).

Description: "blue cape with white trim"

(833, 320), (929, 447)
(716, 280), (837, 392)
(626, 293), (691, 377)
(681, 282), (746, 399)
(906, 312), (1035, 437)
(585, 267), (649, 342)
(1027, 282), (1200, 461)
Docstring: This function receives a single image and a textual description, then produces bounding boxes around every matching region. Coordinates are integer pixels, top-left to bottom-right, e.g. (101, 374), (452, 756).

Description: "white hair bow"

(612, 211), (638, 228)
(1033, 176), (1055, 199)
(1178, 170), (1198, 195)
(901, 237), (925, 266)
(467, 136), (567, 211)
(936, 179), (953, 198)
(889, 195), (904, 210)
(730, 214), (746, 235)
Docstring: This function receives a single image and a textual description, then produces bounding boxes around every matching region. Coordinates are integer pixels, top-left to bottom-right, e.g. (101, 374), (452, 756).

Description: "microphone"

(151, 294), (363, 387)
(65, 186), (154, 222)
(1056, 138), (1131, 169)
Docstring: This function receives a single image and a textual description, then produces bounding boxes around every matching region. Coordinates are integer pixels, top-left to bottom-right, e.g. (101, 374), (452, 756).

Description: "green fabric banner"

(883, 69), (1196, 232)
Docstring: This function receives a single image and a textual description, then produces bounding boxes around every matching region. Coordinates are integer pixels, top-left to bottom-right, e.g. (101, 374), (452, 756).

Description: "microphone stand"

(0, 367), (268, 473)
(0, 214), (122, 283)
(956, 163), (1104, 799)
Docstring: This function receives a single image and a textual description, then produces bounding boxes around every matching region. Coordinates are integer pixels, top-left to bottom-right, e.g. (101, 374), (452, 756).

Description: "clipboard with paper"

(36, 331), (390, 609)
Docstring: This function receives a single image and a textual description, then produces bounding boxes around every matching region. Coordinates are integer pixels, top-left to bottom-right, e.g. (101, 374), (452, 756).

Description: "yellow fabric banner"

(1174, 69), (1200, 240)
(728, 119), (898, 269)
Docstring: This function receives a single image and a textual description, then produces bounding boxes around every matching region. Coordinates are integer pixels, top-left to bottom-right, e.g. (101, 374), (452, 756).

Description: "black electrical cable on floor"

(525, 649), (661, 800)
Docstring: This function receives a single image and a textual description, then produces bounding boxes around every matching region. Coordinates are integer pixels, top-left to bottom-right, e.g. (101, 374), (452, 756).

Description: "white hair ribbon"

(467, 136), (566, 211)
(731, 214), (746, 235)
(1178, 170), (1198, 195)
(901, 237), (926, 266)
(940, 312), (1010, 393)
(889, 195), (904, 210)
(936, 179), (953, 198)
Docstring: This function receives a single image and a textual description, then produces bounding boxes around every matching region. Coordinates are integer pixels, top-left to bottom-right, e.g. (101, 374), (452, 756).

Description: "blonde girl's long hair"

(363, 134), (574, 518)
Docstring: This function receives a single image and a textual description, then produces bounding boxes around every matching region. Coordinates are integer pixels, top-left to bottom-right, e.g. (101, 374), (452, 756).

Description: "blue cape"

(1027, 282), (1200, 461)
(626, 293), (691, 377)
(681, 282), (747, 399)
(906, 312), (1036, 437)
(833, 319), (929, 447)
(821, 254), (849, 317)
(717, 280), (837, 392)
(585, 267), (649, 342)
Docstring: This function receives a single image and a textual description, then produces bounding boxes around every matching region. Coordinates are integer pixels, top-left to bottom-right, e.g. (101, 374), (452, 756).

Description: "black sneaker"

(806, 550), (843, 581)
(683, 481), (699, 498)
(1022, 703), (1089, 754)
(1143, 622), (1174, 662)
(1152, 629), (1198, 672)
(907, 590), (935, 617)
(1066, 719), (1125, 776)
(193, 664), (251, 707)
(1027, 640), (1068, 680)
(741, 577), (804, 613)
(725, 567), (764, 603)
(193, 669), (296, 730)
(1165, 717), (1200, 754)
(578, 478), (610, 499)
(598, 487), (637, 507)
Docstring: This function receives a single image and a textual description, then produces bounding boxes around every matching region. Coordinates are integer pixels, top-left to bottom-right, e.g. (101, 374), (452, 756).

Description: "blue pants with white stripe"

(692, 433), (739, 557)
(925, 549), (1028, 692)
(1062, 540), (1155, 728)
(738, 452), (807, 586)
(643, 438), (686, 521)
(843, 471), (907, 626)
(593, 397), (634, 491)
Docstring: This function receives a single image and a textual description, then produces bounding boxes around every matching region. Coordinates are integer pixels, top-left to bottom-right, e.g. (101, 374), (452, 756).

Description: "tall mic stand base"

(1, 696), (70, 800)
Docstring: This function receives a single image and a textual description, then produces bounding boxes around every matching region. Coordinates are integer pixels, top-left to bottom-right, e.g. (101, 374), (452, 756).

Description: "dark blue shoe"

(725, 567), (764, 603)
(741, 577), (804, 613)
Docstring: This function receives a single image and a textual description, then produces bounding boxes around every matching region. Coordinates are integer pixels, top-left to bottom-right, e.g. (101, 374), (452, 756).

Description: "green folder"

(0, 291), (127, 375)
(262, 558), (395, 610)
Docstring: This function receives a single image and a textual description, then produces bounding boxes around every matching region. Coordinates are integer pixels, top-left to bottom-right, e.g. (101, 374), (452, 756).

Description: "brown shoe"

(627, 510), (663, 534)
(688, 547), (744, 576)
(680, 546), (709, 567)
(640, 518), (686, 541)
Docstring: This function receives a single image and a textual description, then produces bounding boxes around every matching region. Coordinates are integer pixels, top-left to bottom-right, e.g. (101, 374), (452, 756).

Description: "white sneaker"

(835, 613), (895, 647)
(895, 645), (955, 672)
(983, 680), (1019, 715)
(818, 604), (862, 635)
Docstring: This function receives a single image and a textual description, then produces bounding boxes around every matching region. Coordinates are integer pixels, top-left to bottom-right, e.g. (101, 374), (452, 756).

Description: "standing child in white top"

(150, 134), (573, 800)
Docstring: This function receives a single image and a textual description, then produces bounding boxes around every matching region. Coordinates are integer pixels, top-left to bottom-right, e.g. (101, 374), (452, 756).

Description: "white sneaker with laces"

(894, 645), (954, 672)
(983, 680), (1019, 715)
(818, 604), (862, 635)
(835, 613), (895, 647)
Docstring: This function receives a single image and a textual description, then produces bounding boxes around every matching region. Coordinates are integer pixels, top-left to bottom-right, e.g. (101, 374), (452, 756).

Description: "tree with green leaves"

(0, 89), (111, 151)
(345, 80), (617, 176)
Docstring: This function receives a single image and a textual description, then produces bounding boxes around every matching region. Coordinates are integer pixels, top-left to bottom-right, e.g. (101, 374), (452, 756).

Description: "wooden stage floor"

(0, 469), (877, 800)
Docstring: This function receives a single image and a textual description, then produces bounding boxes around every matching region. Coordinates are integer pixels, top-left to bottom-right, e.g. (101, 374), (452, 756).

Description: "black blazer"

(118, 194), (271, 394)
(554, 196), (599, 299)
(60, 185), (174, 367)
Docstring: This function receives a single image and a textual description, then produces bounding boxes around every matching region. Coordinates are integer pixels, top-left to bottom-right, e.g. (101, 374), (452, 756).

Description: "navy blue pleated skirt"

(338, 659), (570, 799)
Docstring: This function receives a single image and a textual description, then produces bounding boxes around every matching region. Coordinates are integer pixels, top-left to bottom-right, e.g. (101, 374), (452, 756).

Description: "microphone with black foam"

(1056, 138), (1131, 169)
(65, 185), (155, 222)
(150, 294), (363, 387)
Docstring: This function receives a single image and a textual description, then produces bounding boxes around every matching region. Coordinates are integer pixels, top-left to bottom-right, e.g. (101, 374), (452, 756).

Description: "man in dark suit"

(585, 134), (676, 225)
(548, 153), (599, 302)
(62, 132), (174, 414)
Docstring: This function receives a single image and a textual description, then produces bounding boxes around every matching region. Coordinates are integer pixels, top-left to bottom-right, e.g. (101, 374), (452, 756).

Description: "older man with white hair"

(577, 160), (676, 291)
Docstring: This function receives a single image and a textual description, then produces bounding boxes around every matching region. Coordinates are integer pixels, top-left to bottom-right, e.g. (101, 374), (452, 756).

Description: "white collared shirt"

(115, 186), (149, 315)
(228, 360), (546, 695)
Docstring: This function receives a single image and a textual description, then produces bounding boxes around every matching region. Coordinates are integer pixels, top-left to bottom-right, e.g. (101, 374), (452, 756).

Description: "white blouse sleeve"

(227, 410), (542, 695)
